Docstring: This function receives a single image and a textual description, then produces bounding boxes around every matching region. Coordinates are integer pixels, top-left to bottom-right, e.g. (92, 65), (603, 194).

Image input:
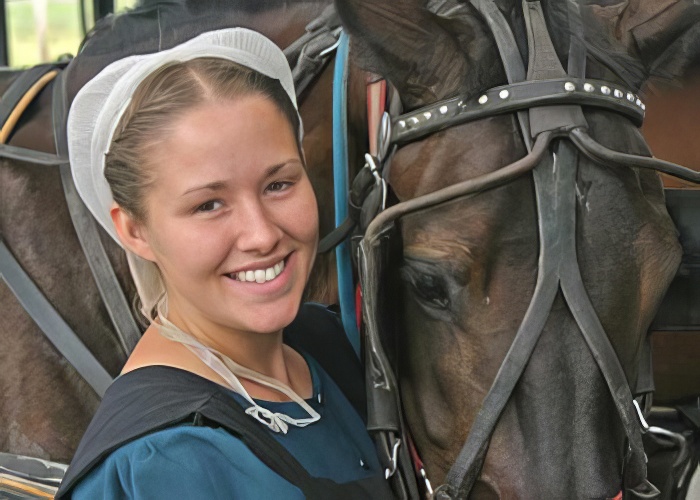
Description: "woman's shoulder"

(71, 425), (305, 500)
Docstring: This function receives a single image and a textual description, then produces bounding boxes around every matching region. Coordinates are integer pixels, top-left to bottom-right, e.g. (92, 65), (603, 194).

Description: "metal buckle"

(420, 467), (434, 498)
(318, 27), (343, 57)
(377, 111), (392, 162)
(365, 153), (387, 212)
(633, 399), (650, 433)
(384, 437), (401, 479)
(432, 484), (456, 500)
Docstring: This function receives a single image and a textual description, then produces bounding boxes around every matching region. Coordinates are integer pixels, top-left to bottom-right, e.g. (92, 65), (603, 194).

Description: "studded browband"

(390, 77), (646, 146)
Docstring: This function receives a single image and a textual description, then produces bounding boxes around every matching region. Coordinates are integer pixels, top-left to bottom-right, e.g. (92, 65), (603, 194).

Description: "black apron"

(56, 304), (394, 499)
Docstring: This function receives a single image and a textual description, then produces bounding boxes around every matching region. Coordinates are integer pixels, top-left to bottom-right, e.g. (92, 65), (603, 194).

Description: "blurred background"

(3, 0), (136, 67)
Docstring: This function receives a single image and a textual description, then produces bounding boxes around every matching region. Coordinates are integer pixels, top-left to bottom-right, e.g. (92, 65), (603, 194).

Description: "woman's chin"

(233, 299), (302, 335)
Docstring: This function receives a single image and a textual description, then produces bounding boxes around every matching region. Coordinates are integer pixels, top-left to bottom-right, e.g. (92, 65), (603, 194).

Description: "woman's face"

(128, 95), (318, 336)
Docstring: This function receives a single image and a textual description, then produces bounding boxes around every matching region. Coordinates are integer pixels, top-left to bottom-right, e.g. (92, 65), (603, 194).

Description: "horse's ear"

(634, 1), (700, 83)
(335, 0), (500, 110)
(586, 0), (700, 85)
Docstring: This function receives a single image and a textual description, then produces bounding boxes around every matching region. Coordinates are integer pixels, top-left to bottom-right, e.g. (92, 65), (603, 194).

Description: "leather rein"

(356, 1), (700, 499)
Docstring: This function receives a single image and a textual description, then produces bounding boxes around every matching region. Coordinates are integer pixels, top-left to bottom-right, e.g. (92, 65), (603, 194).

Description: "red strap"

(366, 77), (387, 156)
(357, 76), (387, 339)
(609, 492), (623, 500)
(406, 432), (425, 472)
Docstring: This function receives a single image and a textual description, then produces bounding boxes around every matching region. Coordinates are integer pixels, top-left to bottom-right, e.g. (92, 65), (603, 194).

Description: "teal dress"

(71, 355), (384, 499)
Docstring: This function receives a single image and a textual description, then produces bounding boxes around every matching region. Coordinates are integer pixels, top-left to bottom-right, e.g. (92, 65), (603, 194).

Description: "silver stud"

(641, 103), (646, 111)
(478, 95), (488, 104)
(626, 92), (635, 102)
(601, 86), (611, 95)
(423, 112), (432, 119)
(499, 89), (509, 99)
(614, 89), (623, 98)
(398, 120), (406, 128)
(635, 98), (642, 107)
(359, 459), (367, 468)
(317, 393), (323, 404)
(564, 82), (576, 92)
(409, 117), (419, 125)
(439, 105), (448, 114)
(583, 83), (595, 92)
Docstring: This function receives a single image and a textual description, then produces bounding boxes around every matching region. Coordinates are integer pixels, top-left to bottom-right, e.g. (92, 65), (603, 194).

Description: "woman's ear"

(110, 203), (156, 262)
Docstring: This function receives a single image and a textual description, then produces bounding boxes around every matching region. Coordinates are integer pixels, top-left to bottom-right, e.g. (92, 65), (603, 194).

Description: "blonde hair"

(105, 57), (300, 221)
(104, 58), (301, 319)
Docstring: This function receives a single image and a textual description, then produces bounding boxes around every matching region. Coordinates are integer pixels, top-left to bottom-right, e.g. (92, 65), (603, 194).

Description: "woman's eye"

(267, 181), (291, 193)
(196, 200), (223, 213)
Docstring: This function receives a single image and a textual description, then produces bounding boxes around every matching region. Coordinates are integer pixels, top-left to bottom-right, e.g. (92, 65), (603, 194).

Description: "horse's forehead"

(403, 234), (476, 263)
(389, 117), (524, 200)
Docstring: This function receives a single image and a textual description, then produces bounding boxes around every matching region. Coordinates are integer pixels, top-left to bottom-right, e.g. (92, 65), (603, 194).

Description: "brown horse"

(0, 0), (369, 463)
(337, 0), (699, 498)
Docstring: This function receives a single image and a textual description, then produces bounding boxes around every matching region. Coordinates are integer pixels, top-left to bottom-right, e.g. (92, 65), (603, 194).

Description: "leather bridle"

(357, 1), (700, 499)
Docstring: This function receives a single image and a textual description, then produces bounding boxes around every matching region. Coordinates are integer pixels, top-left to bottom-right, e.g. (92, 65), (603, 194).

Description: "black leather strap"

(469, 0), (532, 149)
(284, 4), (341, 98)
(52, 71), (141, 356)
(318, 216), (355, 254)
(570, 127), (700, 184)
(438, 140), (570, 498)
(391, 77), (644, 145)
(566, 0), (586, 78)
(0, 237), (112, 397)
(0, 143), (66, 166)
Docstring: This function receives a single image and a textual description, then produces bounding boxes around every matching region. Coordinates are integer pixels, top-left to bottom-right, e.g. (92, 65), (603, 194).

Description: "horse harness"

(0, 6), (342, 397)
(354, 1), (700, 499)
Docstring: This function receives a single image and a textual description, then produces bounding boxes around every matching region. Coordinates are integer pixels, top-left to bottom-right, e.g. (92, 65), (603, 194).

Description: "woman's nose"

(234, 199), (283, 254)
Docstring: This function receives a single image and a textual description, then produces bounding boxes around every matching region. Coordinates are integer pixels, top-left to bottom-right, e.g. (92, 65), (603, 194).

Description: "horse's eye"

(400, 266), (451, 311)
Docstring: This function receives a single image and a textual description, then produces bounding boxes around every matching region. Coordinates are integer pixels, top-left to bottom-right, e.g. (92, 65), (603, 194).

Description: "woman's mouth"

(227, 258), (286, 284)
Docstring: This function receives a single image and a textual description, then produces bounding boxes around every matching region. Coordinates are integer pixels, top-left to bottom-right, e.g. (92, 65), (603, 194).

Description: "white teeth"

(232, 259), (286, 282)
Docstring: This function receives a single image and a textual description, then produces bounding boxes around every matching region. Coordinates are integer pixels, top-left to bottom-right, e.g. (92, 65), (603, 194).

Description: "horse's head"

(338, 0), (698, 497)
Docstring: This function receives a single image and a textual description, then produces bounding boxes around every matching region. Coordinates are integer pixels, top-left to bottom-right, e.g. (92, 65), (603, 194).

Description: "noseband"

(357, 1), (700, 499)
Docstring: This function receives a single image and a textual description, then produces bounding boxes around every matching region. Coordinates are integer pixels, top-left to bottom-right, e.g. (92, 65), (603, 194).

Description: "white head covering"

(67, 28), (301, 319)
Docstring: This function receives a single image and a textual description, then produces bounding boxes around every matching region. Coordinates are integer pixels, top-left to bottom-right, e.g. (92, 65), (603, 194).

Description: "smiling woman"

(53, 28), (394, 499)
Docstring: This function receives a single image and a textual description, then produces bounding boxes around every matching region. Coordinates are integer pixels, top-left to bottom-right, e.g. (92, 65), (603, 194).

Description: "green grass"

(6, 0), (138, 68)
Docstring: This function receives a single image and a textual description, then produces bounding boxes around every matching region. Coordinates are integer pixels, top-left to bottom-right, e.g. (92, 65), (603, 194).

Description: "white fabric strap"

(156, 314), (320, 434)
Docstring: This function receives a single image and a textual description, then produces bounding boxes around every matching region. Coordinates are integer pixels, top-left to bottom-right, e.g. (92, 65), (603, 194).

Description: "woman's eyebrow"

(182, 160), (302, 196)
(182, 181), (227, 196)
(264, 159), (302, 179)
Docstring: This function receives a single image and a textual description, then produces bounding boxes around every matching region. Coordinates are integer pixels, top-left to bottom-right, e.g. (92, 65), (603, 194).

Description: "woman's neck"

(165, 307), (289, 383)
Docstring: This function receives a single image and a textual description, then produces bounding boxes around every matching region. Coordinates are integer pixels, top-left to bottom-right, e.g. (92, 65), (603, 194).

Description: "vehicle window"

(5, 0), (138, 68)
